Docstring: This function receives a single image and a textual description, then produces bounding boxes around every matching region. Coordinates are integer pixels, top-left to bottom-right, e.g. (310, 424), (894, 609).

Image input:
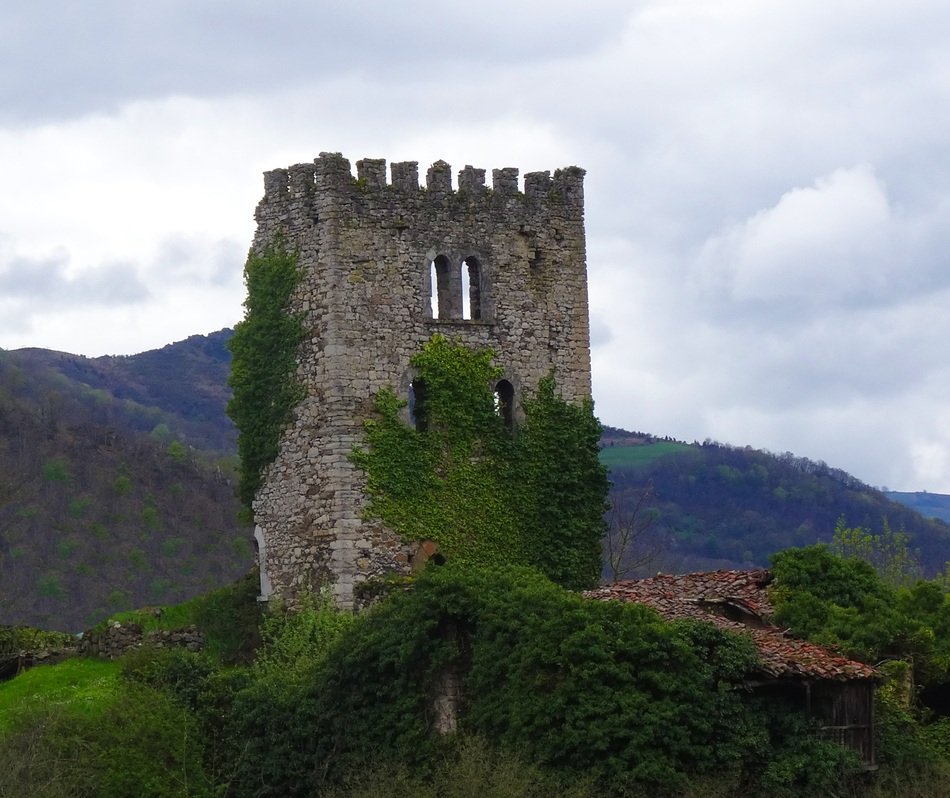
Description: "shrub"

(254, 590), (354, 680)
(324, 735), (596, 798)
(229, 565), (762, 797)
(0, 681), (211, 798)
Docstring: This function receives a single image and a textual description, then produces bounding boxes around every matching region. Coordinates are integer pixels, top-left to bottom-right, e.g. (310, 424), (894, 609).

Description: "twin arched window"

(430, 255), (483, 320)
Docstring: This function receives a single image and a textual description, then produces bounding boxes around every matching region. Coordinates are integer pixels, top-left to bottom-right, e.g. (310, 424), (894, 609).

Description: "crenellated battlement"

(260, 152), (585, 208)
(251, 151), (592, 609)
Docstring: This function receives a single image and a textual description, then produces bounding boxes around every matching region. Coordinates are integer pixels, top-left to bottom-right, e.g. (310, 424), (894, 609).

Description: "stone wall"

(251, 153), (592, 608)
(79, 621), (203, 659)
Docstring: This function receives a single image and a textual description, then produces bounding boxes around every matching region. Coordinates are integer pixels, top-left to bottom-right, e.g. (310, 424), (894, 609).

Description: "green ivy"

(351, 335), (608, 589)
(227, 238), (306, 512)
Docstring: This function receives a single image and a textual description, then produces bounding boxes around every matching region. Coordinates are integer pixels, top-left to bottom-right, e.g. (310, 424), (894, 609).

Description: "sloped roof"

(585, 570), (877, 682)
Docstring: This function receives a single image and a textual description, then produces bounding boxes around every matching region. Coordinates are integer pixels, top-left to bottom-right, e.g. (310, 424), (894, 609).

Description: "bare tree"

(605, 481), (665, 583)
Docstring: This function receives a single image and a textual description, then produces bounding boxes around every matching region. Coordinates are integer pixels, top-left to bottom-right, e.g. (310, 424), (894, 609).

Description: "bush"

(0, 681), (211, 798)
(254, 589), (354, 679)
(229, 565), (763, 797)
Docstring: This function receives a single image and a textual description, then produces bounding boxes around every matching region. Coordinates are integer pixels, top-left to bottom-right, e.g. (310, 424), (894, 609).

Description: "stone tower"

(250, 152), (592, 607)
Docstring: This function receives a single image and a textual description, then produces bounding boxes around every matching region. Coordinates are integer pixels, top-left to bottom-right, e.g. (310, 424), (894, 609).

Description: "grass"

(598, 441), (694, 469)
(0, 658), (121, 732)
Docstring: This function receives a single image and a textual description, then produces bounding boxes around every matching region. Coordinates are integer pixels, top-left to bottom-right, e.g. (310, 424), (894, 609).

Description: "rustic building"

(249, 153), (592, 608)
(586, 570), (879, 767)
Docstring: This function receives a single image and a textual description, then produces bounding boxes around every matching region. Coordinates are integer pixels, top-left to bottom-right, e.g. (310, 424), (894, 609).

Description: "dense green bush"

(770, 545), (950, 683)
(13, 560), (945, 797)
(228, 565), (778, 797)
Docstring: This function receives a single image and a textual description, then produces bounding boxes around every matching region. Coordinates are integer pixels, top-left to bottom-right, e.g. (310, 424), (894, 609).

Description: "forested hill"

(6, 329), (236, 454)
(0, 337), (251, 631)
(602, 431), (950, 576)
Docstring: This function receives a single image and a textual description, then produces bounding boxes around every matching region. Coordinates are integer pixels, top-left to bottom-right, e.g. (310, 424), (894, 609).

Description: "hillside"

(0, 339), (251, 631)
(602, 436), (950, 576)
(885, 491), (950, 524)
(7, 329), (236, 454)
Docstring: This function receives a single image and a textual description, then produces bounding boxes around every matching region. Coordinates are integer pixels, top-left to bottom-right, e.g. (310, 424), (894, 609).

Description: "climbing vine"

(351, 335), (608, 588)
(227, 238), (306, 513)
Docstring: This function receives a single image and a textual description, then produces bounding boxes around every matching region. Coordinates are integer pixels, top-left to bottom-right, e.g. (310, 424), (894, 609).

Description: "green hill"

(602, 439), (950, 577)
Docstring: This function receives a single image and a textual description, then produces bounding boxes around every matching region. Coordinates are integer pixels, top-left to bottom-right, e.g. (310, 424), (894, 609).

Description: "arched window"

(494, 379), (514, 429)
(430, 255), (459, 319)
(463, 256), (482, 320)
(409, 378), (428, 432)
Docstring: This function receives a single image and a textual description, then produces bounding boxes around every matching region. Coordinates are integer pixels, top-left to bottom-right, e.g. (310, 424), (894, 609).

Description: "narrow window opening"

(464, 257), (482, 320)
(461, 266), (471, 319)
(409, 379), (428, 432)
(495, 379), (514, 429)
(430, 255), (454, 319)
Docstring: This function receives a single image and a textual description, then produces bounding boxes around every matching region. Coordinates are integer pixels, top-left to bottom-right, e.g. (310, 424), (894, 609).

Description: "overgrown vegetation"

(771, 544), (950, 690)
(352, 335), (608, 589)
(768, 543), (950, 794)
(103, 570), (262, 664)
(8, 548), (950, 796)
(10, 328), (950, 795)
(227, 238), (306, 512)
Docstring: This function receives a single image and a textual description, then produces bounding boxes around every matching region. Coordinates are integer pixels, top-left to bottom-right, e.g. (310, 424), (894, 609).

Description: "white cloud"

(694, 166), (894, 304)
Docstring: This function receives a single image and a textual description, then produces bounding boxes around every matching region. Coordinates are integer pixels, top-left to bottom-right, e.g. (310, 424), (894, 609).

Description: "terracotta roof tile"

(584, 570), (877, 681)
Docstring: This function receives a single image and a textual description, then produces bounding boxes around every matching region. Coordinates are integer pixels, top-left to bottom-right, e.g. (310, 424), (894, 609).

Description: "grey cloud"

(150, 235), (244, 287)
(0, 249), (150, 306)
(0, 1), (632, 124)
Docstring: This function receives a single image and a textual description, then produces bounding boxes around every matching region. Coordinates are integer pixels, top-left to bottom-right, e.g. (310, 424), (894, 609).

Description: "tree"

(604, 480), (664, 582)
(830, 516), (923, 588)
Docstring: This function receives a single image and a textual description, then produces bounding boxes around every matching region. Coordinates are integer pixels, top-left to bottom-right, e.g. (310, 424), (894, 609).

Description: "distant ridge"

(886, 491), (950, 524)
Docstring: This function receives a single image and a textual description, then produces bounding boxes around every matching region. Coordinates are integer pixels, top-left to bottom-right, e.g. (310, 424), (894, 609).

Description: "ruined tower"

(250, 152), (592, 607)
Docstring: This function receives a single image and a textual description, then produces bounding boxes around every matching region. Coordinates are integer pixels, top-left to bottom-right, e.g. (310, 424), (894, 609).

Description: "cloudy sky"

(3, 1), (950, 493)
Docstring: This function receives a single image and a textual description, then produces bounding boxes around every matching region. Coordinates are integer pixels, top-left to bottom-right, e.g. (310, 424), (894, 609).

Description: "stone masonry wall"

(251, 153), (592, 608)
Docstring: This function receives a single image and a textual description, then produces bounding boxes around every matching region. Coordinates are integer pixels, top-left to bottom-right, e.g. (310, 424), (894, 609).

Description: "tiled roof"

(584, 570), (877, 682)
